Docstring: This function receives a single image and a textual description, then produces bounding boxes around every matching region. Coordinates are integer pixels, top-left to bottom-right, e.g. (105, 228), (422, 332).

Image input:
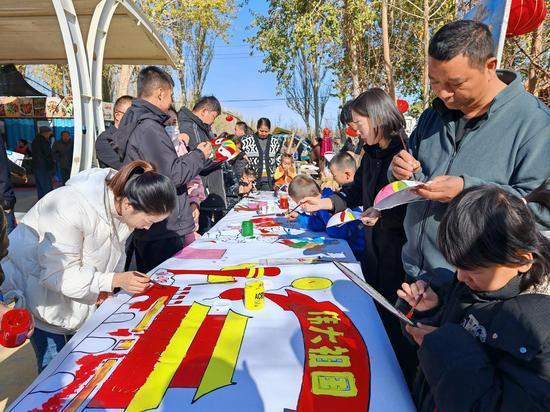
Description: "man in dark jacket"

(0, 139), (17, 232)
(390, 20), (550, 287)
(31, 126), (55, 199)
(115, 66), (211, 272)
(52, 131), (73, 184)
(96, 95), (133, 170)
(178, 96), (223, 234)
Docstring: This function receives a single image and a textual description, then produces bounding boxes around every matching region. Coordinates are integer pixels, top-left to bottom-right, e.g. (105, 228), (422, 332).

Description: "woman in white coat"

(1, 160), (176, 371)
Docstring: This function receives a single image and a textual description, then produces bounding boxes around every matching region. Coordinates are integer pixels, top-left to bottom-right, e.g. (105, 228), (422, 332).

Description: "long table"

(9, 192), (415, 411)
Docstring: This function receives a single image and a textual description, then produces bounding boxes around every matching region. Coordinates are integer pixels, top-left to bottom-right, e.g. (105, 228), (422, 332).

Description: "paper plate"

(374, 180), (424, 210)
(326, 209), (362, 228)
(210, 137), (239, 162)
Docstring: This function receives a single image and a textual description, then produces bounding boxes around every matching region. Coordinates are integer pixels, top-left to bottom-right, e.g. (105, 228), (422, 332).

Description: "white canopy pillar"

(87, 0), (177, 136)
(87, 0), (117, 136)
(52, 0), (95, 174)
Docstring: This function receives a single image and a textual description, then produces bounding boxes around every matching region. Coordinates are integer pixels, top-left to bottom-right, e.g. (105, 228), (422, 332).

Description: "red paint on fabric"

(170, 315), (226, 387)
(168, 267), (280, 278)
(129, 284), (179, 311)
(219, 288), (245, 301)
(88, 288), (181, 409)
(266, 290), (371, 412)
(32, 353), (123, 412)
(108, 328), (132, 337)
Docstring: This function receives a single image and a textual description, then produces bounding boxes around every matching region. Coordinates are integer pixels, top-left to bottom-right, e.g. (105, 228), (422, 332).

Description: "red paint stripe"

(168, 267), (280, 277)
(267, 290), (371, 412)
(88, 288), (182, 409)
(170, 315), (226, 388)
(31, 353), (123, 412)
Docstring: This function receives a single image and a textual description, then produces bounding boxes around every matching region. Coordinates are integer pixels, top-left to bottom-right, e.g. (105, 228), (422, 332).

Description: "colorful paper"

(173, 247), (227, 260)
(210, 137), (238, 162)
(326, 209), (362, 228)
(373, 180), (425, 210)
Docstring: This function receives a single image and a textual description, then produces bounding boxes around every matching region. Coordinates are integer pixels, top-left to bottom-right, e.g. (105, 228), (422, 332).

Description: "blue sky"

(200, 1), (342, 131)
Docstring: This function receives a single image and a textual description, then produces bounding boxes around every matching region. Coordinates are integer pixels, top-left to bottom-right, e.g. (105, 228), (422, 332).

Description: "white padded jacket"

(1, 168), (132, 334)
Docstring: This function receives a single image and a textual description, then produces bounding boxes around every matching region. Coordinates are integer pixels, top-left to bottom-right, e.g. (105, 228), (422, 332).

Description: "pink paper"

(173, 247), (226, 260)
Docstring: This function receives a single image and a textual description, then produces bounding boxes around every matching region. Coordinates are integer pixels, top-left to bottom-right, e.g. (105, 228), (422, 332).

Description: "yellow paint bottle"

(244, 280), (265, 310)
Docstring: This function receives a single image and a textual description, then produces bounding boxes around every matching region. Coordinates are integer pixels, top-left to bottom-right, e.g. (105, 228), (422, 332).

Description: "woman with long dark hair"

(240, 118), (283, 190)
(301, 88), (416, 383)
(1, 160), (177, 371)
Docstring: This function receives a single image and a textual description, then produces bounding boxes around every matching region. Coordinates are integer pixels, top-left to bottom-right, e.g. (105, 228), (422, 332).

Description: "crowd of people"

(0, 19), (548, 411)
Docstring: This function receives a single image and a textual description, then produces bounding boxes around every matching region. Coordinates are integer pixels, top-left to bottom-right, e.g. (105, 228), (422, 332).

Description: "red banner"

(266, 290), (371, 412)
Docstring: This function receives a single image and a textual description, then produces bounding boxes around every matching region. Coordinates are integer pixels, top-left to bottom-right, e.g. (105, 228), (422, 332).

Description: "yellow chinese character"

(308, 353), (351, 368)
(309, 326), (343, 344)
(308, 315), (340, 325)
(309, 346), (349, 356)
(311, 371), (358, 397)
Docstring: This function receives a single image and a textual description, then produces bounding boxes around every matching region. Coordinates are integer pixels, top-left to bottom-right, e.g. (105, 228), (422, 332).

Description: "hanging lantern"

(345, 127), (358, 137)
(396, 99), (409, 113)
(225, 115), (234, 122)
(507, 0), (547, 37)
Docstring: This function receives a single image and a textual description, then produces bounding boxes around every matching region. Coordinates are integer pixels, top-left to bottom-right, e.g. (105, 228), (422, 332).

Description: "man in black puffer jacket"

(115, 66), (211, 272)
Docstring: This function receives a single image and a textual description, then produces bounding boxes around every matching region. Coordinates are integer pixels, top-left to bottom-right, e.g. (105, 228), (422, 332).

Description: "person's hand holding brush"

(397, 280), (438, 313)
(397, 280), (440, 345)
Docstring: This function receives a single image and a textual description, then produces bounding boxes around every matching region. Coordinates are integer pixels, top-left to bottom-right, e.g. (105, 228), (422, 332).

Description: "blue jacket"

(296, 188), (365, 255)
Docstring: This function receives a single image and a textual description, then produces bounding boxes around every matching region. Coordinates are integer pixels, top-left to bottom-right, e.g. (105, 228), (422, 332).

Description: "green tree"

(139, 0), (237, 106)
(248, 0), (340, 137)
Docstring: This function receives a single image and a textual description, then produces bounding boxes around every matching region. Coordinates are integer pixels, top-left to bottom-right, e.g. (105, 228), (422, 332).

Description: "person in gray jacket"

(178, 96), (224, 233)
(390, 20), (550, 287)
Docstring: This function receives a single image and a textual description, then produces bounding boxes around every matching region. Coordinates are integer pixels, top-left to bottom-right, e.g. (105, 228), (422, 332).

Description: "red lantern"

(507, 0), (547, 36)
(396, 99), (409, 113)
(225, 115), (234, 122)
(345, 127), (358, 137)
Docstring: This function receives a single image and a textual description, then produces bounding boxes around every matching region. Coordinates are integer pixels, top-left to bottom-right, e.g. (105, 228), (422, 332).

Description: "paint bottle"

(241, 221), (254, 237)
(279, 194), (289, 210)
(0, 309), (33, 348)
(244, 280), (265, 310)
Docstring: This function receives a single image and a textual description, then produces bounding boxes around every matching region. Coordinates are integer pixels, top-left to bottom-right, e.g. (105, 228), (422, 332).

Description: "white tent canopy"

(0, 0), (175, 65)
(0, 0), (176, 174)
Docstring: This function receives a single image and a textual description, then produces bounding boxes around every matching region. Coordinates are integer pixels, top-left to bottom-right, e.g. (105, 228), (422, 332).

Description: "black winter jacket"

(115, 99), (207, 241)
(31, 135), (54, 171)
(331, 138), (407, 300)
(0, 139), (16, 211)
(178, 107), (226, 209)
(96, 125), (122, 170)
(401, 276), (550, 412)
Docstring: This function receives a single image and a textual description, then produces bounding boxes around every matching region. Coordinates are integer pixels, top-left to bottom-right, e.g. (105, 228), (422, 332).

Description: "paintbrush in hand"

(405, 281), (431, 318)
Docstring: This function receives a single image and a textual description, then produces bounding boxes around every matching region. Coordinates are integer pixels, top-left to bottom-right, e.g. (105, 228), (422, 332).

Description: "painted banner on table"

(9, 263), (413, 411)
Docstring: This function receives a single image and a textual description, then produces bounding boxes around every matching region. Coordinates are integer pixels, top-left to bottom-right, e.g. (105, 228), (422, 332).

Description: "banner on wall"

(0, 96), (74, 118)
(102, 102), (114, 122)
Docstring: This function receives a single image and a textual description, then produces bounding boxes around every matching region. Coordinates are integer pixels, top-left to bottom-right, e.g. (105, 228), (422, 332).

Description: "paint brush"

(255, 202), (303, 218)
(399, 132), (418, 181)
(405, 281), (431, 318)
(284, 201), (303, 216)
(135, 272), (162, 286)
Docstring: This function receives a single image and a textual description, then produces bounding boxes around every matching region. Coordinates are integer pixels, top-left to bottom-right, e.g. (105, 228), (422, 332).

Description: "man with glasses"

(96, 95), (133, 170)
(178, 96), (225, 233)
